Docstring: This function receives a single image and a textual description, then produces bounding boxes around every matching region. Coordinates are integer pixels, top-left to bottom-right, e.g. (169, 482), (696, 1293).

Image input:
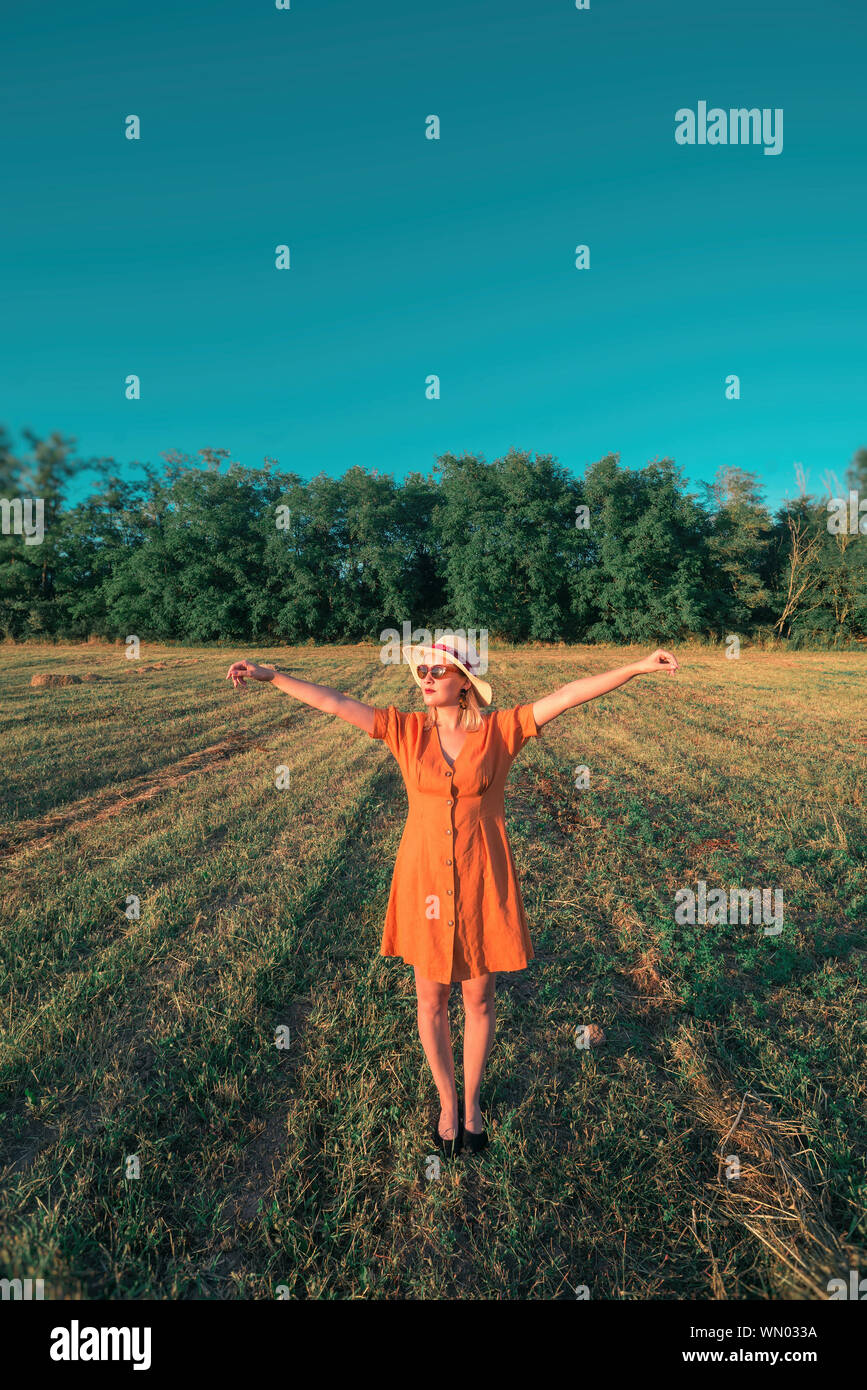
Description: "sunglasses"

(416, 664), (458, 679)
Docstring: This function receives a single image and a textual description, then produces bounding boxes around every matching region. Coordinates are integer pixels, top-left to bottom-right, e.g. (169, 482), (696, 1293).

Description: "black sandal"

(432, 1100), (463, 1158)
(462, 1093), (489, 1154)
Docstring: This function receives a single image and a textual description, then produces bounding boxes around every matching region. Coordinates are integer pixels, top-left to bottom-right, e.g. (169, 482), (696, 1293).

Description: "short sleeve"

(369, 707), (390, 740)
(368, 705), (407, 760)
(497, 703), (540, 758)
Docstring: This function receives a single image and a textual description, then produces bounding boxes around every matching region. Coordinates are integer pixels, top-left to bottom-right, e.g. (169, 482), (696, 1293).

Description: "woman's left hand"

(634, 648), (679, 676)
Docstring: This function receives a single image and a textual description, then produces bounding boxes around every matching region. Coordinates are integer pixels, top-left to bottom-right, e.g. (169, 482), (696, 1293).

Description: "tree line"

(1, 427), (865, 647)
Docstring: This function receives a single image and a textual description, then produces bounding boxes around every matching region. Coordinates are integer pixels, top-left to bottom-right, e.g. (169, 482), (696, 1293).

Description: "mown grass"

(1, 640), (864, 1299)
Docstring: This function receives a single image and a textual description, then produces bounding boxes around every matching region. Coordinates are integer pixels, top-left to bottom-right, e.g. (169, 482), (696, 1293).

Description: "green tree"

(101, 450), (290, 642)
(0, 428), (79, 638)
(701, 466), (776, 634)
(432, 448), (590, 640)
(773, 447), (867, 646)
(576, 455), (719, 642)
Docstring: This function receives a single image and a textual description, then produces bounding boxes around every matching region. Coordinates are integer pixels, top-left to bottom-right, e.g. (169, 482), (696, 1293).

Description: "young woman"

(226, 638), (678, 1159)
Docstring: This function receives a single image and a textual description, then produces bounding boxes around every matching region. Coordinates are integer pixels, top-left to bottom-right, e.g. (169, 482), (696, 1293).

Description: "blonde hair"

(421, 681), (486, 732)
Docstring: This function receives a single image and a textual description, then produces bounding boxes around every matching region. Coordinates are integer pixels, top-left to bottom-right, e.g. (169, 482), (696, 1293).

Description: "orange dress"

(369, 704), (541, 983)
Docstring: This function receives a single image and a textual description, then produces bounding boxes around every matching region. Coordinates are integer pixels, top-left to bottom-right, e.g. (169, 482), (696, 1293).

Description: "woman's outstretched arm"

(226, 659), (376, 734)
(530, 648), (679, 728)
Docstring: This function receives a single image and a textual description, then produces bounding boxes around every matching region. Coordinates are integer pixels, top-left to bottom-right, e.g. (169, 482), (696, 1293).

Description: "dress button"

(445, 829), (451, 835)
(448, 920), (454, 926)
(447, 889), (453, 895)
(445, 771), (452, 777)
(446, 859), (452, 866)
(447, 799), (453, 806)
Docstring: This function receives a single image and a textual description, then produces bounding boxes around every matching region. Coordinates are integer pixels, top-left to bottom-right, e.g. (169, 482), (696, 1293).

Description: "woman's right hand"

(226, 659), (277, 690)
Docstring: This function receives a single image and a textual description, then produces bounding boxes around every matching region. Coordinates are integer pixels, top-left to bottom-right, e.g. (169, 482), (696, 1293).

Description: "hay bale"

(30, 673), (82, 688)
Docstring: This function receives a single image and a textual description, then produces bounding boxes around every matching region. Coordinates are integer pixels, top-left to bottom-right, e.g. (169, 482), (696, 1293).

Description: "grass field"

(1, 640), (865, 1300)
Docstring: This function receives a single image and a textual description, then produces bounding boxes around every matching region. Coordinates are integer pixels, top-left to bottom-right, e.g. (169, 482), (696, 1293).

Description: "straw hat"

(408, 635), (492, 706)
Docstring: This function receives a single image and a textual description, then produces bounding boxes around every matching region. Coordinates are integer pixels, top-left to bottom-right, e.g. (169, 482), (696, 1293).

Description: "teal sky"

(3, 0), (865, 513)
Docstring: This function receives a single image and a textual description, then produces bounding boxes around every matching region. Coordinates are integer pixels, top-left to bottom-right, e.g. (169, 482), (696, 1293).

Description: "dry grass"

(0, 639), (864, 1299)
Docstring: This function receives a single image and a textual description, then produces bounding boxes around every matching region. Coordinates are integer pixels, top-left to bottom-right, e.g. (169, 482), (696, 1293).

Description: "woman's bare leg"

(413, 967), (459, 1140)
(461, 972), (496, 1133)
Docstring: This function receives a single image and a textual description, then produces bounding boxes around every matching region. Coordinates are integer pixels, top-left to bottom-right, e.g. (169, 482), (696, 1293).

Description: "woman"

(226, 637), (678, 1159)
